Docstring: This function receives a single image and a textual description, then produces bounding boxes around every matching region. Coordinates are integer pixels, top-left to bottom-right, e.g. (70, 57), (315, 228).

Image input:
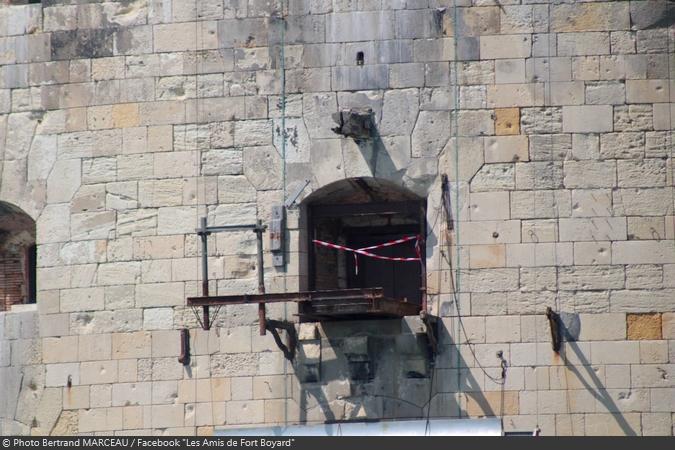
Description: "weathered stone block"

(610, 289), (675, 313)
(484, 136), (528, 164)
(573, 242), (611, 266)
(632, 365), (675, 390)
(614, 105), (653, 132)
(520, 107), (562, 134)
(326, 11), (395, 43)
(571, 189), (612, 218)
(411, 111), (451, 158)
(487, 83), (544, 108)
(469, 244), (505, 269)
(528, 134), (571, 161)
(627, 313), (662, 340)
(112, 332), (151, 360)
(570, 134), (599, 161)
(612, 240), (675, 265)
(485, 316), (520, 343)
(599, 132), (644, 160)
(590, 341), (639, 365)
(469, 191), (510, 222)
(563, 161), (616, 188)
(135, 283), (185, 308)
(78, 334), (112, 362)
(481, 34), (531, 59)
(557, 32), (610, 56)
(585, 82), (626, 105)
(548, 81), (585, 106)
(550, 3), (629, 33)
(471, 163), (515, 191)
(379, 88), (419, 136)
(494, 108), (520, 136)
(559, 217), (626, 242)
(60, 287), (105, 313)
(331, 65), (389, 91)
(617, 159), (666, 188)
(660, 312), (675, 339)
(614, 187), (673, 217)
(627, 217), (666, 241)
(562, 105), (613, 133)
(578, 314), (626, 341)
(226, 400), (264, 425)
(559, 265), (624, 292)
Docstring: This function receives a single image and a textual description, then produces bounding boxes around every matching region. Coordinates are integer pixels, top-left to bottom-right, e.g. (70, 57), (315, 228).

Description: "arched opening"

(302, 177), (426, 317)
(0, 202), (36, 311)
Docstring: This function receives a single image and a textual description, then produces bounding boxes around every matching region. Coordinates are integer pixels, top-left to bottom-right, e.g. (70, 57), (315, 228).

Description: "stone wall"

(0, 0), (673, 436)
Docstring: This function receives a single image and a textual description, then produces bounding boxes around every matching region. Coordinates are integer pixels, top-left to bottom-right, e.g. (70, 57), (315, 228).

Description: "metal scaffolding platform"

(187, 287), (421, 322)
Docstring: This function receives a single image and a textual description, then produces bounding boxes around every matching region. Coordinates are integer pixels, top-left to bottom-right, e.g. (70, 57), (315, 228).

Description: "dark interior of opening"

(305, 179), (426, 308)
(311, 207), (424, 303)
(0, 202), (37, 311)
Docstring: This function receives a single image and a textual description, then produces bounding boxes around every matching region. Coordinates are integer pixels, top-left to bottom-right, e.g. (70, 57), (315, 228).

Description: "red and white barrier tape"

(313, 235), (422, 275)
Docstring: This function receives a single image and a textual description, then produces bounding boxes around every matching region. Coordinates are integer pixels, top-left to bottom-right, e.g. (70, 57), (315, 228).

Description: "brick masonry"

(0, 0), (674, 437)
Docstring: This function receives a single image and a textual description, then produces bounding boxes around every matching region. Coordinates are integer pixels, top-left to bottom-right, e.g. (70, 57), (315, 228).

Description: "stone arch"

(0, 201), (37, 311)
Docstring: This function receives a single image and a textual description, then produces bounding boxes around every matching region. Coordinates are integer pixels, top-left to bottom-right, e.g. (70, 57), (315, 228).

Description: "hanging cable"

(279, 0), (289, 427)
(450, 0), (463, 419)
(668, 12), (675, 255)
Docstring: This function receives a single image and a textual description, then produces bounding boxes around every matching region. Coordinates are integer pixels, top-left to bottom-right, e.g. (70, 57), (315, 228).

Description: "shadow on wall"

(561, 343), (637, 436)
(288, 316), (640, 435)
(291, 319), (498, 425)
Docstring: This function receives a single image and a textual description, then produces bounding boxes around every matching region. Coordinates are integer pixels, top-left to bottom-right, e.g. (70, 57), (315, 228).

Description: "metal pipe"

(196, 224), (261, 233)
(188, 288), (387, 306)
(255, 219), (267, 335)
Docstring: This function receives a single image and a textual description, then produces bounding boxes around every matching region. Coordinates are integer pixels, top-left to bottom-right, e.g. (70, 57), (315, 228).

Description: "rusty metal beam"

(187, 288), (386, 307)
(310, 201), (420, 218)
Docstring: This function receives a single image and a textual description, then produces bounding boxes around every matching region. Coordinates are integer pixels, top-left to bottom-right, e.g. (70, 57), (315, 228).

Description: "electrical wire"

(668, 10), (675, 258)
(279, 0), (290, 427)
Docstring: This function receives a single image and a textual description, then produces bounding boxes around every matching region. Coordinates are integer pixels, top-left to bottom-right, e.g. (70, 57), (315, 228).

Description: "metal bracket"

(285, 179), (310, 209)
(194, 217), (268, 333)
(441, 173), (454, 231)
(178, 328), (190, 366)
(546, 307), (562, 353)
(270, 205), (285, 267)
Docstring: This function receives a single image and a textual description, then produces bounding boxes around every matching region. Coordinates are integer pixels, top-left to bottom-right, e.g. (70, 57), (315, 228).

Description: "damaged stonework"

(331, 108), (375, 140)
(292, 318), (436, 420)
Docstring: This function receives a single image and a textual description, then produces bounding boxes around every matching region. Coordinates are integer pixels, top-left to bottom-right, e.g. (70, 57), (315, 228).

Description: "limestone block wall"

(0, 0), (673, 437)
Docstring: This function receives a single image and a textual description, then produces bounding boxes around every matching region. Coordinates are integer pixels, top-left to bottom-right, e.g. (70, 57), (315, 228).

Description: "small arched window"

(356, 51), (365, 66)
(0, 202), (36, 311)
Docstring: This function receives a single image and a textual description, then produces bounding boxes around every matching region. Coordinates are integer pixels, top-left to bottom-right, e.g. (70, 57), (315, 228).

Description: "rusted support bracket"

(546, 307), (562, 353)
(254, 219), (267, 336)
(441, 174), (454, 231)
(178, 328), (190, 366)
